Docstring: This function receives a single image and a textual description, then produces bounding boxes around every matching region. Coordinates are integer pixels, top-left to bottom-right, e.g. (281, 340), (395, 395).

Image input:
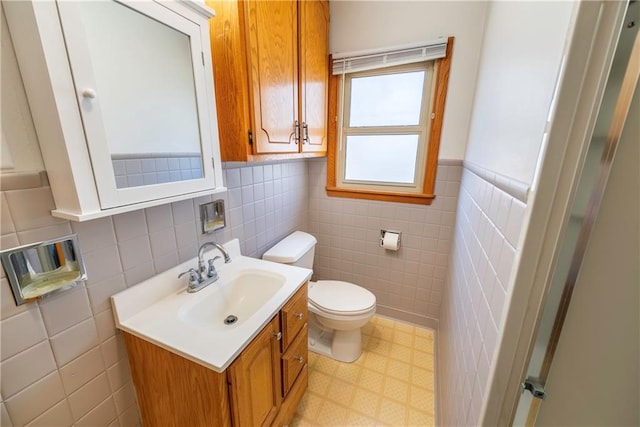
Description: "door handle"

(294, 120), (300, 144)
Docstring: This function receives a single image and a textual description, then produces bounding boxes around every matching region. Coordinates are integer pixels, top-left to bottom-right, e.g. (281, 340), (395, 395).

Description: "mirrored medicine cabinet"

(3, 0), (225, 221)
(0, 235), (87, 305)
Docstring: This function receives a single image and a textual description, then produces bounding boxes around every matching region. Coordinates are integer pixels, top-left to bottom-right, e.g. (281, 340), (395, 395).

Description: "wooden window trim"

(326, 36), (454, 205)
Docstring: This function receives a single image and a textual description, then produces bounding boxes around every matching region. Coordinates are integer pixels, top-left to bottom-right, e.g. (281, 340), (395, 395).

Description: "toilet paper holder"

(379, 229), (402, 249)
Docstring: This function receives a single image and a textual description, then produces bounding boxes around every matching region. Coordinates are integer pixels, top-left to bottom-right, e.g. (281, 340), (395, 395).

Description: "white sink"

(178, 270), (285, 330)
(110, 239), (311, 372)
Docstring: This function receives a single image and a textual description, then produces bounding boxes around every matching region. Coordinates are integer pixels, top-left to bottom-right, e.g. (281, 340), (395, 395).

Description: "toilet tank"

(262, 231), (317, 269)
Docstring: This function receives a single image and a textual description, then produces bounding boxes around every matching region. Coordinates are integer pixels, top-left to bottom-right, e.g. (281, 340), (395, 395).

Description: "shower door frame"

(514, 2), (639, 423)
(478, 1), (633, 425)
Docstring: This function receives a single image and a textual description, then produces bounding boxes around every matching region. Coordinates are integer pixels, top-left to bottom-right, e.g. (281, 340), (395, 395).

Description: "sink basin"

(110, 238), (312, 372)
(178, 270), (285, 330)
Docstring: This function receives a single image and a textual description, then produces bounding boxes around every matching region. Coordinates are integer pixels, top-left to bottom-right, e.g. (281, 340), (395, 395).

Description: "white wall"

(329, 0), (488, 160)
(464, 1), (575, 184)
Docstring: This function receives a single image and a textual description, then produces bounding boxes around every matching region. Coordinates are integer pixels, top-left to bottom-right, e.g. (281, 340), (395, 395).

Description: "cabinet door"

(56, 0), (219, 209)
(245, 0), (299, 154)
(299, 0), (329, 154)
(227, 316), (282, 427)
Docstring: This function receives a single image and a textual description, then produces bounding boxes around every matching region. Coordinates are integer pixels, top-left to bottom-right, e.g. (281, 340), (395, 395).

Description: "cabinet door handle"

(302, 122), (309, 144)
(294, 312), (304, 320)
(294, 356), (304, 363)
(82, 88), (97, 99)
(274, 331), (282, 340)
(294, 120), (300, 144)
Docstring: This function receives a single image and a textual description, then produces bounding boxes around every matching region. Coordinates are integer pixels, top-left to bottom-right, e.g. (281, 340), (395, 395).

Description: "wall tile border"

(437, 159), (463, 167)
(464, 160), (530, 203)
(0, 171), (49, 192)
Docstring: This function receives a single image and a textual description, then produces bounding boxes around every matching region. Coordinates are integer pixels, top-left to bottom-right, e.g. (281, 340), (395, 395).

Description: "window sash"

(336, 62), (435, 193)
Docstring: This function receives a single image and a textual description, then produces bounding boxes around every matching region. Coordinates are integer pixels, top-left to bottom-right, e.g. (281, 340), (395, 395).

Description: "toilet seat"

(308, 280), (376, 316)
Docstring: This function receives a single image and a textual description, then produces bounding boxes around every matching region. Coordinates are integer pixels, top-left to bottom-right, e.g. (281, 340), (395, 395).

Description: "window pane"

(349, 71), (425, 127)
(344, 135), (419, 184)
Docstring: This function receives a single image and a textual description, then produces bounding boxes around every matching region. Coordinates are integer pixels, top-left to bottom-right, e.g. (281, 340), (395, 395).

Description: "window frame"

(326, 36), (453, 205)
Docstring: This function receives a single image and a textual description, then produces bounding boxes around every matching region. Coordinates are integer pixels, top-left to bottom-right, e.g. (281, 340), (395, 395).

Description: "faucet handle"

(207, 256), (221, 279)
(178, 268), (200, 287)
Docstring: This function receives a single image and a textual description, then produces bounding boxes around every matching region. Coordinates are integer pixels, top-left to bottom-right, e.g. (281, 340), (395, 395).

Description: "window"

(327, 37), (453, 205)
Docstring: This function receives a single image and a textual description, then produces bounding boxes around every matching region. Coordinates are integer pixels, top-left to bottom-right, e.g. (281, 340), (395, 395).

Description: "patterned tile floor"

(292, 315), (436, 426)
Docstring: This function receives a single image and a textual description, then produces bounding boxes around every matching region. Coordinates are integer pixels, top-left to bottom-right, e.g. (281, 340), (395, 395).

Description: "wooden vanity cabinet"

(229, 283), (309, 426)
(122, 283), (309, 427)
(122, 331), (232, 427)
(206, 0), (329, 161)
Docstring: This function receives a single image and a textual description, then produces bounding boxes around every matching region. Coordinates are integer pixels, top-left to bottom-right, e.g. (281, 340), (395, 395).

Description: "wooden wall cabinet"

(207, 0), (329, 161)
(123, 283), (309, 427)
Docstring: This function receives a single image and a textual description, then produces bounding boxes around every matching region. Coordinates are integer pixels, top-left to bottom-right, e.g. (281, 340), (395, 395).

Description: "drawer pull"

(274, 331), (282, 340)
(294, 312), (304, 320)
(294, 356), (304, 363)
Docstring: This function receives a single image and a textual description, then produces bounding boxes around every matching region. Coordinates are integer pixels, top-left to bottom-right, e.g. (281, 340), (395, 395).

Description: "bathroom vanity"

(111, 240), (311, 426)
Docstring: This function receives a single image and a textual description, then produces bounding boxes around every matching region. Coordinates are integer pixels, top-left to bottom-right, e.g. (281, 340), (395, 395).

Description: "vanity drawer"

(281, 323), (308, 397)
(280, 283), (307, 351)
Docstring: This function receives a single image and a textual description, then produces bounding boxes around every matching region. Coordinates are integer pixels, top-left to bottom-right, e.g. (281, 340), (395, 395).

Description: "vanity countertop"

(110, 239), (311, 372)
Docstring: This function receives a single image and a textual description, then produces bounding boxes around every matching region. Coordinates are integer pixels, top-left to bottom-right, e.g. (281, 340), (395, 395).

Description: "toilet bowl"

(307, 280), (376, 362)
(262, 231), (376, 362)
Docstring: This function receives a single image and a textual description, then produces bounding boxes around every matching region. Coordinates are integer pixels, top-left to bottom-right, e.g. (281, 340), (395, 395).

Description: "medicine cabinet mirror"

(58, 0), (217, 208)
(0, 235), (87, 305)
(3, 0), (224, 221)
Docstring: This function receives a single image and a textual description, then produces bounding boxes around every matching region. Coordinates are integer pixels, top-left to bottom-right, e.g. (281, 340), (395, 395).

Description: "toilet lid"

(308, 281), (376, 315)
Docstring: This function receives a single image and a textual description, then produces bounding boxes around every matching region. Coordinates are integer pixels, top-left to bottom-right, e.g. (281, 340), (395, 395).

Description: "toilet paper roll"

(382, 232), (400, 251)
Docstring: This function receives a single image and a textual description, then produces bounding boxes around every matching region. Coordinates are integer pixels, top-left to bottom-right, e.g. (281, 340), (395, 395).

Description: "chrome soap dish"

(0, 234), (87, 305)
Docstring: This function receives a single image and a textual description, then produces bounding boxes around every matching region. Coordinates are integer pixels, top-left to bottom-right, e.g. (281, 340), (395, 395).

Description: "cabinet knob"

(294, 356), (304, 363)
(274, 331), (282, 340)
(81, 88), (97, 99)
(294, 312), (304, 320)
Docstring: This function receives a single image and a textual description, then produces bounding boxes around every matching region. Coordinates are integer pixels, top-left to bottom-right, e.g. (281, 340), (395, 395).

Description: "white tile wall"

(307, 159), (462, 326)
(25, 399), (73, 427)
(0, 341), (57, 398)
(0, 158), (307, 426)
(4, 372), (66, 427)
(438, 166), (527, 426)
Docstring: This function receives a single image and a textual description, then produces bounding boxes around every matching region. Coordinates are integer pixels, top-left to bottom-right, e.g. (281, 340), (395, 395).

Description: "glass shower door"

(513, 1), (639, 424)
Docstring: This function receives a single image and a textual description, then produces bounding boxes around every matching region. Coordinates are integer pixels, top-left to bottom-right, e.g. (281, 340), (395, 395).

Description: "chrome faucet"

(178, 241), (232, 293)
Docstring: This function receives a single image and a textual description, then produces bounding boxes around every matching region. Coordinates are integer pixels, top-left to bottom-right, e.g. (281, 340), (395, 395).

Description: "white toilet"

(262, 231), (376, 362)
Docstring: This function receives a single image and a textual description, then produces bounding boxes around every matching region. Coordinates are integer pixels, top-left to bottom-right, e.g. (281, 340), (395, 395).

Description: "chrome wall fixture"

(200, 199), (226, 234)
(0, 234), (87, 305)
